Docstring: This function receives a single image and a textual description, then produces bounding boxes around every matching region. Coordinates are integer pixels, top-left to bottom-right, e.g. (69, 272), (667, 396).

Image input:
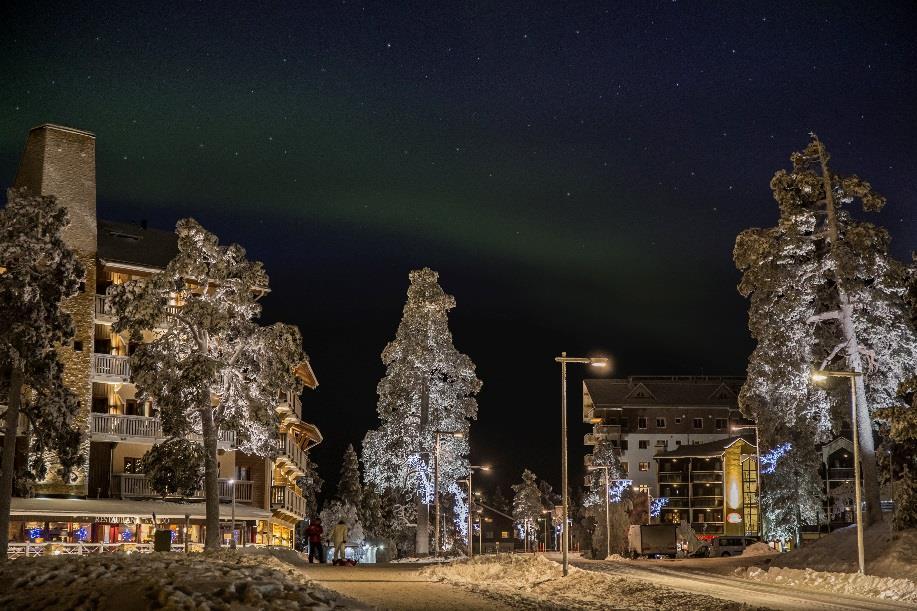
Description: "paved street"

(300, 563), (516, 611)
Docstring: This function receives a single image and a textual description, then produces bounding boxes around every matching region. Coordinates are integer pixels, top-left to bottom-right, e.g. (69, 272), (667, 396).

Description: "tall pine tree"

(512, 469), (544, 551)
(0, 189), (85, 559)
(337, 443), (363, 508)
(363, 268), (481, 554)
(734, 136), (917, 525)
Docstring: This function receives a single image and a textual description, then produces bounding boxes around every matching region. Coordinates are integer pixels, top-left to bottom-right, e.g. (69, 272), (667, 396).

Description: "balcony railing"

(112, 473), (252, 502)
(691, 471), (722, 483)
(270, 485), (307, 519)
(690, 495), (724, 508)
(691, 522), (724, 533)
(90, 412), (235, 448)
(92, 354), (131, 381)
(664, 497), (690, 508)
(275, 433), (308, 477)
(95, 295), (181, 326)
(828, 468), (855, 480)
(659, 472), (686, 483)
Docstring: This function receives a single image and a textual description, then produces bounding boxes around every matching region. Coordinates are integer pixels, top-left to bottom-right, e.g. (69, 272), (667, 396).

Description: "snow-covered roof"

(584, 376), (743, 408)
(653, 436), (753, 458)
(11, 497), (272, 521)
(98, 219), (178, 270)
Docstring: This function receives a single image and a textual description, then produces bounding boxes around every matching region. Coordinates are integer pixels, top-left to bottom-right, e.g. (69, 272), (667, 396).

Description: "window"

(638, 440), (649, 450)
(620, 440), (628, 451)
(715, 418), (727, 430)
(674, 417), (682, 424)
(639, 462), (649, 472)
(500, 531), (510, 540)
(655, 439), (667, 448)
(485, 530), (494, 539)
(621, 462), (629, 474)
(656, 417), (666, 428)
(638, 417), (647, 429)
(73, 340), (83, 352)
(676, 440), (682, 446)
(123, 457), (142, 474)
(636, 484), (649, 494)
(693, 418), (703, 429)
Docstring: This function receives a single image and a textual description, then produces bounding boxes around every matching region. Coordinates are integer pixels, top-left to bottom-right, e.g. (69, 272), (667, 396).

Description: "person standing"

(306, 518), (324, 563)
(331, 520), (349, 565)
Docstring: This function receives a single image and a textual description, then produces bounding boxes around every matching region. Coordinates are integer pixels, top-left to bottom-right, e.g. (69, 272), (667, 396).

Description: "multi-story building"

(2, 124), (322, 550)
(582, 376), (745, 494)
(653, 436), (759, 537)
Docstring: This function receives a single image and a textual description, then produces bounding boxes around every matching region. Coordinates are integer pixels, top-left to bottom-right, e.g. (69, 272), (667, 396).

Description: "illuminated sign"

(726, 512), (743, 524)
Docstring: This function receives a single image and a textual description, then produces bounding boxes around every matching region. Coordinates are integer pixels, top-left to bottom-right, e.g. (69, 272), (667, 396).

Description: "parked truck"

(627, 524), (678, 558)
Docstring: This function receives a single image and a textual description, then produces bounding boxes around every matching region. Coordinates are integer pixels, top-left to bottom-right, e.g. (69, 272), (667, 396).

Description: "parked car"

(709, 535), (759, 557)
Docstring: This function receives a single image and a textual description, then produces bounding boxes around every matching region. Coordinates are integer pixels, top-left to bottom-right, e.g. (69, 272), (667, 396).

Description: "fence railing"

(91, 412), (162, 439)
(7, 541), (291, 558)
(112, 473), (253, 502)
(828, 467), (855, 480)
(276, 433), (308, 476)
(95, 295), (181, 325)
(92, 353), (131, 380)
(691, 471), (722, 482)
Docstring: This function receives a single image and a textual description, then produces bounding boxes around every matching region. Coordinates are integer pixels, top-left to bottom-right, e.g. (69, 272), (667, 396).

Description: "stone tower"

(14, 124), (97, 496)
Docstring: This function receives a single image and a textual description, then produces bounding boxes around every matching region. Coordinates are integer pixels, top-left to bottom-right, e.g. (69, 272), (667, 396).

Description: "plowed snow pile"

(734, 566), (917, 602)
(0, 550), (354, 610)
(423, 554), (753, 610)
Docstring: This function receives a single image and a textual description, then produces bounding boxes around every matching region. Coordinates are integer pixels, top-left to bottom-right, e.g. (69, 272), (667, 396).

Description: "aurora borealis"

(1, 1), (915, 488)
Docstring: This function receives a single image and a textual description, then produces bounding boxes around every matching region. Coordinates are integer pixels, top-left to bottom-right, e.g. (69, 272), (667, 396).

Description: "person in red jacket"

(306, 518), (325, 563)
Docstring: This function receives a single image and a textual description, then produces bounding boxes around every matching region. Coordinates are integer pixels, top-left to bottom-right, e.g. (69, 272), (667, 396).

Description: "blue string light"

(650, 497), (669, 518)
(760, 442), (792, 474)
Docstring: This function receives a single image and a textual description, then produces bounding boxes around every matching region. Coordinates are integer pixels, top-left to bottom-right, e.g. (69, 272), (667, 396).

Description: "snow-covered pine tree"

(512, 469), (544, 551)
(142, 437), (205, 499)
(362, 268), (482, 555)
(109, 219), (307, 549)
(759, 433), (824, 546)
(734, 136), (917, 525)
(877, 378), (917, 529)
(0, 188), (85, 560)
(338, 443), (363, 508)
(298, 454), (324, 519)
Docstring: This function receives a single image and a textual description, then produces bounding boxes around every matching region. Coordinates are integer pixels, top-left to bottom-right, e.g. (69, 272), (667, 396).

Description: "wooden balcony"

(270, 484), (307, 519)
(111, 473), (252, 502)
(94, 295), (181, 327)
(691, 471), (723, 483)
(275, 433), (308, 478)
(92, 353), (131, 383)
(90, 412), (235, 448)
(659, 472), (686, 483)
(828, 467), (854, 480)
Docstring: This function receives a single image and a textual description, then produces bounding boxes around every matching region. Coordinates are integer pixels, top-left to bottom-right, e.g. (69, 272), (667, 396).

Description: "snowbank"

(390, 555), (457, 563)
(424, 554), (747, 610)
(771, 524), (917, 579)
(741, 542), (777, 557)
(736, 565), (917, 603)
(0, 550), (354, 610)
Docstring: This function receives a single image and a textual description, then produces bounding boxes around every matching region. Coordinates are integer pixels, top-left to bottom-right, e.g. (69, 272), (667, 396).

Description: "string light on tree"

(760, 442), (792, 475)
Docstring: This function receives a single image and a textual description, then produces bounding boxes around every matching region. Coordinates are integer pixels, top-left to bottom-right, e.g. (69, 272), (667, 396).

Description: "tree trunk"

(816, 139), (883, 525)
(415, 493), (429, 555)
(200, 407), (221, 550)
(0, 367), (23, 560)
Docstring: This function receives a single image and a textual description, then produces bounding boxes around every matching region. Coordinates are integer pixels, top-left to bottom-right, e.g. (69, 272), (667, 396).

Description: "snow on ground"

(741, 542), (778, 557)
(735, 565), (917, 603)
(423, 553), (754, 610)
(389, 555), (456, 563)
(771, 524), (917, 579)
(0, 549), (356, 610)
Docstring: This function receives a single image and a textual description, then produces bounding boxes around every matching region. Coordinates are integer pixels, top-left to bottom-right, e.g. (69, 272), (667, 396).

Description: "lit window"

(621, 462), (629, 473)
(636, 484), (649, 494)
(655, 439), (667, 448)
(500, 531), (510, 539)
(639, 462), (650, 472)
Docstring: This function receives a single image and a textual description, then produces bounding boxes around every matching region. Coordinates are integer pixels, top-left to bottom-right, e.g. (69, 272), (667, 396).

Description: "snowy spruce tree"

(362, 268), (481, 554)
(734, 136), (917, 525)
(297, 454), (324, 519)
(512, 469), (544, 550)
(338, 443), (363, 508)
(760, 441), (824, 546)
(143, 437), (205, 499)
(0, 189), (85, 559)
(109, 219), (307, 549)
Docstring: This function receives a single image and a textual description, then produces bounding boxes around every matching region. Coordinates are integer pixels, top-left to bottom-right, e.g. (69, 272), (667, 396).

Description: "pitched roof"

(654, 436), (753, 458)
(584, 376), (743, 408)
(98, 219), (178, 270)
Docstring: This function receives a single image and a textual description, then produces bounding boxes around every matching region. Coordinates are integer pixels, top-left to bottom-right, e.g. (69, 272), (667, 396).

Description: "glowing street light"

(465, 465), (491, 558)
(556, 352), (609, 577)
(812, 368), (865, 574)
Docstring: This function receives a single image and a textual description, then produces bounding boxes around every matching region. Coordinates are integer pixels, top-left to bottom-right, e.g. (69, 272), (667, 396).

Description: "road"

(300, 563), (516, 610)
(571, 556), (914, 611)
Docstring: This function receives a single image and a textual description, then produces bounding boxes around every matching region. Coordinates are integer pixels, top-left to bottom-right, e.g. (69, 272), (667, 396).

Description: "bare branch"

(807, 310), (841, 324)
(819, 340), (849, 370)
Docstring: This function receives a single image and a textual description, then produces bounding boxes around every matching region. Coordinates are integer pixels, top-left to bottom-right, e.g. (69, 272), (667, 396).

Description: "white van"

(710, 535), (759, 557)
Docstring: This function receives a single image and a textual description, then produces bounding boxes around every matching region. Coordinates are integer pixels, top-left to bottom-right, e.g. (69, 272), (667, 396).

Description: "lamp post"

(433, 430), (464, 556)
(813, 369), (865, 574)
(228, 479), (237, 549)
(731, 423), (761, 538)
(556, 353), (609, 576)
(541, 510), (552, 551)
(464, 465), (490, 558)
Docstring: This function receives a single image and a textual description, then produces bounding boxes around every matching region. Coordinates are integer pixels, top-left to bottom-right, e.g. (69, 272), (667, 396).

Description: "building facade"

(653, 437), (759, 538)
(2, 124), (322, 550)
(582, 376), (746, 494)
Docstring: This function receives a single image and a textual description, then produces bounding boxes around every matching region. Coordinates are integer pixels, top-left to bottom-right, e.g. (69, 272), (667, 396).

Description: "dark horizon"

(2, 1), (915, 501)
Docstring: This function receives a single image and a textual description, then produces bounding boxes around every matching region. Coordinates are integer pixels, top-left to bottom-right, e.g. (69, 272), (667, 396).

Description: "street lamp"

(812, 368), (865, 574)
(731, 423), (762, 538)
(228, 479), (237, 549)
(556, 352), (609, 576)
(433, 430), (464, 556)
(464, 465), (490, 558)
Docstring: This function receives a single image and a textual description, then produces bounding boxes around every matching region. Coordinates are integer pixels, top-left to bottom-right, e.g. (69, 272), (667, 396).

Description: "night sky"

(2, 2), (915, 499)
